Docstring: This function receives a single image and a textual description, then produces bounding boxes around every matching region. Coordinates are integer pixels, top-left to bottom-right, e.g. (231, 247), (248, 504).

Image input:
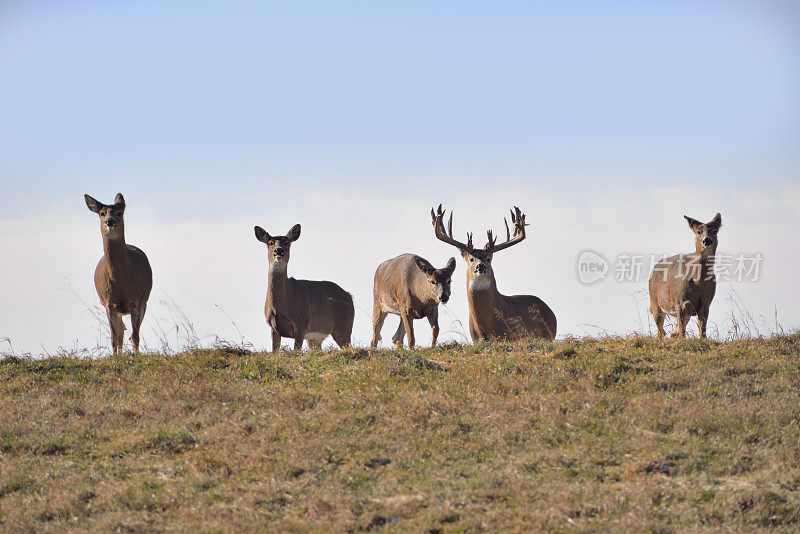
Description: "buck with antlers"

(431, 205), (556, 342)
(649, 213), (722, 338)
(254, 223), (354, 351)
(84, 193), (153, 354)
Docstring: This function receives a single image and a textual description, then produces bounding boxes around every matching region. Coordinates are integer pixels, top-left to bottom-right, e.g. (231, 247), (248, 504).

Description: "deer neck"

(102, 231), (131, 280)
(695, 242), (718, 256)
(693, 243), (717, 280)
(466, 273), (498, 322)
(267, 263), (289, 308)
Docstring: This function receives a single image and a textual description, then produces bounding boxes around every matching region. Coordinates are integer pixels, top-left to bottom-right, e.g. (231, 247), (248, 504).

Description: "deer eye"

(99, 210), (106, 216)
(267, 241), (274, 246)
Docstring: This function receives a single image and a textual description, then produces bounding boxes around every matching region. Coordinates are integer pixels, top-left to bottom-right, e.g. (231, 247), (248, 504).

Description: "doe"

(649, 213), (722, 338)
(84, 193), (153, 354)
(371, 253), (456, 349)
(254, 224), (354, 351)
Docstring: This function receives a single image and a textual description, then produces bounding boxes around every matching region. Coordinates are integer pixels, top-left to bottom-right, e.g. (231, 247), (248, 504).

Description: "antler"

(486, 206), (528, 253)
(485, 229), (497, 250)
(431, 204), (472, 252)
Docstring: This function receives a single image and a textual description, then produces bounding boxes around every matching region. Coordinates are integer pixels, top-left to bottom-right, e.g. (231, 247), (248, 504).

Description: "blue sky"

(2, 1), (798, 199)
(1, 1), (798, 352)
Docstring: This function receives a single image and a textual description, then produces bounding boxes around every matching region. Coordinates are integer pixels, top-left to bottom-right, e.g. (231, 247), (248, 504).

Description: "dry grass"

(1, 335), (799, 532)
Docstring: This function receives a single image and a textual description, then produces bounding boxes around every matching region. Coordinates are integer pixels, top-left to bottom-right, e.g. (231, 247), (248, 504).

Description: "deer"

(254, 224), (354, 351)
(371, 254), (456, 349)
(84, 193), (153, 354)
(430, 204), (557, 342)
(649, 213), (722, 339)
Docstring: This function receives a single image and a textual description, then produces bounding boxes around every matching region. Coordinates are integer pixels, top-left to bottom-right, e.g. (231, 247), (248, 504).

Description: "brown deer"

(254, 224), (354, 351)
(430, 205), (556, 342)
(649, 213), (722, 338)
(84, 193), (153, 354)
(372, 254), (456, 349)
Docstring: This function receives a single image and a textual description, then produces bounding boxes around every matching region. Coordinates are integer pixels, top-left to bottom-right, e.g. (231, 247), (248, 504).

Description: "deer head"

(414, 255), (456, 303)
(254, 224), (301, 271)
(684, 213), (722, 255)
(85, 193), (126, 239)
(431, 204), (528, 290)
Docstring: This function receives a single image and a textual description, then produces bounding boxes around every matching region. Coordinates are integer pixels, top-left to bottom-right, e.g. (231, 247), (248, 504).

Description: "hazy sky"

(1, 1), (798, 354)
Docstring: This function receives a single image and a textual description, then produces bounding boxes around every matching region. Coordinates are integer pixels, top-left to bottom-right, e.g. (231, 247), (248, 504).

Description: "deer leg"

(672, 302), (693, 338)
(682, 302), (696, 337)
(697, 304), (709, 339)
(307, 338), (323, 351)
(106, 308), (124, 354)
(671, 312), (683, 338)
(332, 298), (354, 349)
(428, 309), (440, 347)
(679, 312), (692, 338)
(391, 320), (405, 349)
(469, 317), (482, 343)
(371, 310), (388, 348)
(671, 299), (684, 338)
(331, 329), (351, 350)
(293, 330), (305, 352)
(130, 304), (146, 353)
(400, 310), (415, 349)
(652, 306), (666, 339)
(270, 328), (282, 353)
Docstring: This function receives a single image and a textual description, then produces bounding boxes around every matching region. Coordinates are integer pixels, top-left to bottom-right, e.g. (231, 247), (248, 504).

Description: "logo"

(576, 249), (609, 285)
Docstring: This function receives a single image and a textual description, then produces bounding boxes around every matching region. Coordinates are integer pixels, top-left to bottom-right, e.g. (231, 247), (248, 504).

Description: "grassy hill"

(1, 335), (799, 532)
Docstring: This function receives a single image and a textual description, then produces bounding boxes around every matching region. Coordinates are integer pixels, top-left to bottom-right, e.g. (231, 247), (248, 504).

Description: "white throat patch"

(469, 277), (492, 291)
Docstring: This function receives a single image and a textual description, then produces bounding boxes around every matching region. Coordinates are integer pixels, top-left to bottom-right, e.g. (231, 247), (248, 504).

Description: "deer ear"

(684, 215), (702, 230)
(254, 226), (271, 243)
(442, 257), (456, 276)
(414, 255), (436, 276)
(286, 224), (301, 242)
(114, 193), (125, 208)
(708, 213), (722, 229)
(85, 194), (102, 213)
